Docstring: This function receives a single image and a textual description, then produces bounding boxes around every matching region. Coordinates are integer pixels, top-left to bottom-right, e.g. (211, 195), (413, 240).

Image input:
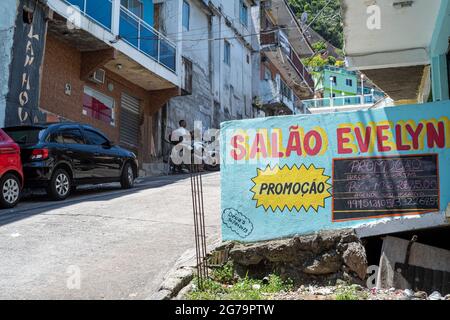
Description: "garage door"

(120, 93), (141, 146)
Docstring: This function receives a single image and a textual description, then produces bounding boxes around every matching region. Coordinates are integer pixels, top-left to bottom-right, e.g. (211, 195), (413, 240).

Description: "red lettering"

(427, 122), (446, 148)
(337, 128), (353, 154)
(304, 130), (322, 156)
(231, 135), (246, 161)
(405, 123), (424, 149)
(285, 130), (302, 157)
(395, 125), (411, 151)
(250, 133), (268, 159)
(354, 126), (372, 153)
(271, 132), (284, 158)
(376, 125), (391, 152)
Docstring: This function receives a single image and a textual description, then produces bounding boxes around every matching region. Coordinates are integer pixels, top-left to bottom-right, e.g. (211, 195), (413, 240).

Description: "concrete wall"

(157, 0), (255, 143)
(211, 0), (254, 123)
(0, 0), (19, 127)
(166, 0), (213, 134)
(251, 1), (262, 116)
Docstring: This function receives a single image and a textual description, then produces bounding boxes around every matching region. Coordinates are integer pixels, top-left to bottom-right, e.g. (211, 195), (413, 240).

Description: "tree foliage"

(289, 0), (344, 49)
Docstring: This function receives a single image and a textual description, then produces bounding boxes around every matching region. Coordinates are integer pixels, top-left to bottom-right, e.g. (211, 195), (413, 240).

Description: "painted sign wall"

(6, 0), (47, 126)
(220, 101), (450, 242)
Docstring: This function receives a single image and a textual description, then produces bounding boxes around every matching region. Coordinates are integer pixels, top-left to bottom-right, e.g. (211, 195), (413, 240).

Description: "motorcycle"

(168, 135), (219, 174)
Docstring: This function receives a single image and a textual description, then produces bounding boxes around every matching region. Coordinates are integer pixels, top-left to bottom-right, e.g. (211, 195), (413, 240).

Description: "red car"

(0, 128), (23, 208)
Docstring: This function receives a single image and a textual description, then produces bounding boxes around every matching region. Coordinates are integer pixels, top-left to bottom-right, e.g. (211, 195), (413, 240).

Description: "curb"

(148, 240), (222, 300)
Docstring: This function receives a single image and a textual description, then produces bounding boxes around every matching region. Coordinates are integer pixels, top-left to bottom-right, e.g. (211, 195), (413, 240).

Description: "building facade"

(254, 0), (315, 116)
(0, 0), (317, 175)
(150, 0), (257, 154)
(340, 0), (444, 105)
(339, 0), (450, 235)
(0, 0), (185, 171)
(313, 66), (358, 104)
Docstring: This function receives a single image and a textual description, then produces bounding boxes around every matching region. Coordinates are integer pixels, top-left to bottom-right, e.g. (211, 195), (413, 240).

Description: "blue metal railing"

(303, 94), (376, 109)
(119, 6), (176, 72)
(66, 0), (112, 30)
(64, 0), (177, 73)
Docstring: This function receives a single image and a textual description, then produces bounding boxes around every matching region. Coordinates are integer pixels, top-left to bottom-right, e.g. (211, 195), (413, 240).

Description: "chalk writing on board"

(332, 154), (439, 222)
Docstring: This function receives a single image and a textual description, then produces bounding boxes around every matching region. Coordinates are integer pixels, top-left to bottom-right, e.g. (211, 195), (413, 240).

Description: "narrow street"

(0, 173), (221, 300)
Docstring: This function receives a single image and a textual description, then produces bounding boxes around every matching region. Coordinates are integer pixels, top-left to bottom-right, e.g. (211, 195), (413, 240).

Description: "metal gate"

(120, 93), (141, 147)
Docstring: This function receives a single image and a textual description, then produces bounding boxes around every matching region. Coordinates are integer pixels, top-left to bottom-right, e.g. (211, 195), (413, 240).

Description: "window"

(280, 80), (292, 100)
(224, 40), (231, 65)
(121, 0), (143, 19)
(83, 87), (115, 126)
(84, 129), (109, 146)
(4, 127), (46, 146)
(330, 76), (337, 85)
(264, 66), (272, 80)
(346, 79), (353, 86)
(182, 1), (190, 30)
(48, 132), (64, 144)
(240, 1), (248, 27)
(61, 128), (85, 145)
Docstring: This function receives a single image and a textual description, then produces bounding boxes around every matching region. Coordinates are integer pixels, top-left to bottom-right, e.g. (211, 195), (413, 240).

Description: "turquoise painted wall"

(221, 101), (450, 242)
(313, 67), (359, 106)
(430, 0), (450, 101)
(323, 68), (358, 97)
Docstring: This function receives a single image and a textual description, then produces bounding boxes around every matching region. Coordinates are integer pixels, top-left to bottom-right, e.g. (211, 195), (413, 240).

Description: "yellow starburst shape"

(251, 164), (331, 212)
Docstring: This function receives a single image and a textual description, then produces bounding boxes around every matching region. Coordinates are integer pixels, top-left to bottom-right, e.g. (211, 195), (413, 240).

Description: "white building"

(153, 0), (256, 137)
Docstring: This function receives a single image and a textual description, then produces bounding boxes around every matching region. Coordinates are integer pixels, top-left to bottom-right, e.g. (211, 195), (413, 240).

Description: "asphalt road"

(0, 173), (221, 300)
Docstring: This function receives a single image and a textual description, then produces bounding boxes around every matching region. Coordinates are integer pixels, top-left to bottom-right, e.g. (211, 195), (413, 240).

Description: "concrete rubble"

(273, 285), (450, 300)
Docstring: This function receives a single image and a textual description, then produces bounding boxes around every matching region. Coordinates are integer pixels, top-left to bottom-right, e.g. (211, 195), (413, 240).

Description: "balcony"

(303, 94), (379, 114)
(263, 0), (314, 57)
(65, 0), (113, 30)
(259, 75), (301, 115)
(261, 28), (314, 99)
(118, 6), (176, 72)
(63, 0), (176, 73)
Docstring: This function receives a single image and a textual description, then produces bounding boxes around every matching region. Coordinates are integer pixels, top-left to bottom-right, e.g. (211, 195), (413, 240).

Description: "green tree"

(289, 0), (343, 49)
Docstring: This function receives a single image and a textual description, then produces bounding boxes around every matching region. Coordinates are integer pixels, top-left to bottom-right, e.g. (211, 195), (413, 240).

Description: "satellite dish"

(300, 12), (308, 25)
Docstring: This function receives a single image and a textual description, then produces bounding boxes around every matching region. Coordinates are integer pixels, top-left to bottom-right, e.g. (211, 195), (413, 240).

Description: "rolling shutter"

(120, 93), (141, 146)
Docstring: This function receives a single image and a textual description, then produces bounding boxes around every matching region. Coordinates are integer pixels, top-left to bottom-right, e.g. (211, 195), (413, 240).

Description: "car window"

(48, 131), (64, 144)
(4, 128), (46, 146)
(61, 128), (85, 145)
(84, 129), (109, 146)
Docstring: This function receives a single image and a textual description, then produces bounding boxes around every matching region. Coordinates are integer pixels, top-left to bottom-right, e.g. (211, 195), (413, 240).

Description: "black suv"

(4, 123), (138, 200)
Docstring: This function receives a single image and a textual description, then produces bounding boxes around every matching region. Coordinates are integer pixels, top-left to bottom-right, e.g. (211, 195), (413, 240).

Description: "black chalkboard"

(332, 154), (440, 222)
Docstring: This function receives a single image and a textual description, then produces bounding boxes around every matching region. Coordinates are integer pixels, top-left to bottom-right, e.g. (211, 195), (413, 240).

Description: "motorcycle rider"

(171, 120), (190, 144)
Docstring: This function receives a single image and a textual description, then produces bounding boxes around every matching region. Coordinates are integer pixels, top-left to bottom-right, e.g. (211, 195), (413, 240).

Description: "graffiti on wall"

(6, 0), (47, 126)
(220, 101), (450, 242)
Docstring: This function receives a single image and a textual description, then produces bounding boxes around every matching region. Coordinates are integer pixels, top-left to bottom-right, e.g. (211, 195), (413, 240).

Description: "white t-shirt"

(171, 127), (190, 143)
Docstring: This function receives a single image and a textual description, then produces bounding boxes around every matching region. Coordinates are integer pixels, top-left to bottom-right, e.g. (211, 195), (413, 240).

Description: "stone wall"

(221, 230), (368, 285)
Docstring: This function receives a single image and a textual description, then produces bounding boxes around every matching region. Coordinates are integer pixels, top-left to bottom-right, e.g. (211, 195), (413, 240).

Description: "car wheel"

(48, 168), (71, 201)
(0, 173), (21, 208)
(120, 162), (135, 189)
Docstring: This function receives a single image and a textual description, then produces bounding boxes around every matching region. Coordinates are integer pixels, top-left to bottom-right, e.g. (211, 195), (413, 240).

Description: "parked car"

(4, 123), (138, 201)
(0, 128), (23, 208)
